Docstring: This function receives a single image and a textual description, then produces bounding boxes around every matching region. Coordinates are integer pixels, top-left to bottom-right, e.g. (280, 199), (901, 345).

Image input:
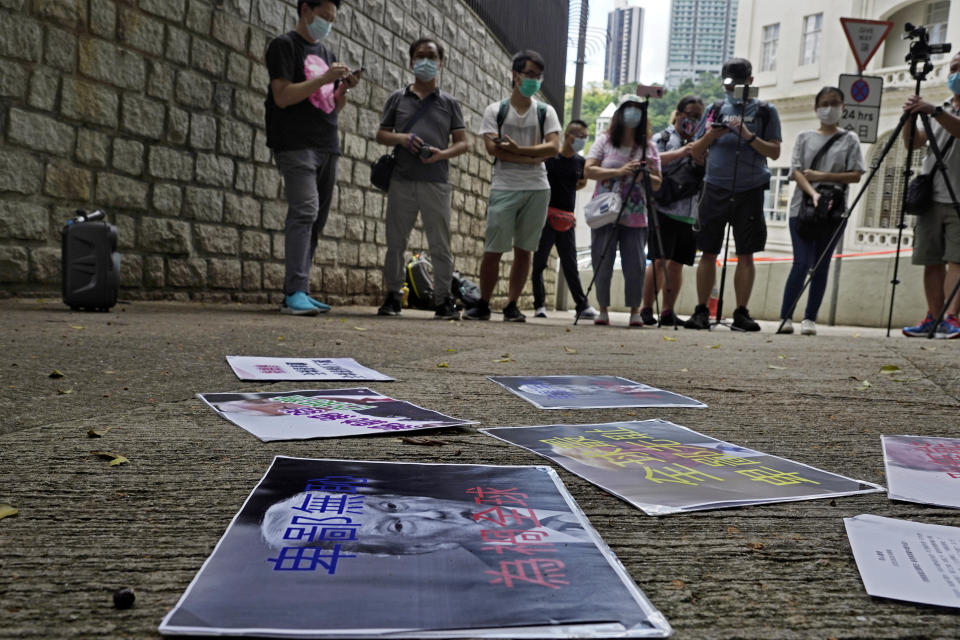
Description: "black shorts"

(647, 213), (697, 265)
(696, 184), (767, 255)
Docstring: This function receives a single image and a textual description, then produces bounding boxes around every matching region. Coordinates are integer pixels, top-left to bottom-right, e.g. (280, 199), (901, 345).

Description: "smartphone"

(351, 67), (365, 76)
(635, 83), (664, 99)
(489, 136), (504, 143)
(709, 122), (727, 128)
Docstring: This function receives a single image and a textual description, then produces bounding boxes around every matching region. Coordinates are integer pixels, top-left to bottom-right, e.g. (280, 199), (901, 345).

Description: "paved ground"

(0, 298), (958, 639)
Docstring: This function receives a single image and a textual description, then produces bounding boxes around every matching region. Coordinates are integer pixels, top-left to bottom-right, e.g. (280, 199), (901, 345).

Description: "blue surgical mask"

(307, 16), (332, 41)
(571, 137), (586, 152)
(949, 72), (960, 96)
(622, 107), (642, 128)
(413, 58), (438, 81)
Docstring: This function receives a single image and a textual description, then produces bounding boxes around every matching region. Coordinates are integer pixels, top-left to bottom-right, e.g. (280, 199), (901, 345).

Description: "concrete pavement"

(1, 298), (958, 639)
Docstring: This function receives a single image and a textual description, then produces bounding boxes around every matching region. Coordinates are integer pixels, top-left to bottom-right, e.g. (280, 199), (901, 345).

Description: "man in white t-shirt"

(467, 50), (562, 322)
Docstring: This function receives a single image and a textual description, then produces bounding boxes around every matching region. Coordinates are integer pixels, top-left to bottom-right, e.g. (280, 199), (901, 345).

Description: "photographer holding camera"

(900, 51), (960, 339)
(376, 38), (469, 320)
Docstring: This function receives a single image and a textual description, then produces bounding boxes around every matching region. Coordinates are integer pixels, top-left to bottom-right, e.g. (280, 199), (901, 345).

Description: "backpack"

(653, 128), (705, 206)
(450, 271), (482, 310)
(404, 253), (435, 310)
(706, 99), (771, 139)
(495, 99), (547, 143)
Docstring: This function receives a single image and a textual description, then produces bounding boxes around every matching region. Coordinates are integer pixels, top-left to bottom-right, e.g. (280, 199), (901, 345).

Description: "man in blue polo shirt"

(685, 58), (781, 332)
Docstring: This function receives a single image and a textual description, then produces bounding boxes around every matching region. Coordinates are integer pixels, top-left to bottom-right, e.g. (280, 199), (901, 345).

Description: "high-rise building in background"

(604, 0), (644, 87)
(664, 0), (738, 89)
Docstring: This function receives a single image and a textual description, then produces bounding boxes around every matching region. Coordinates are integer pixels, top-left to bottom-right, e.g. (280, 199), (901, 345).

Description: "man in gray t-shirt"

(900, 51), (960, 339)
(375, 38), (467, 320)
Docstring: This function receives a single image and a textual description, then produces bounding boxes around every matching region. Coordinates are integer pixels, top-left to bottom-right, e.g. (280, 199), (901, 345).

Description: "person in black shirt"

(264, 0), (360, 316)
(530, 120), (598, 319)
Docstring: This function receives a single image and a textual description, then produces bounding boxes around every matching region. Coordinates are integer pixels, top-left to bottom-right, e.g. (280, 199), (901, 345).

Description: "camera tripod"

(777, 59), (960, 338)
(576, 98), (674, 328)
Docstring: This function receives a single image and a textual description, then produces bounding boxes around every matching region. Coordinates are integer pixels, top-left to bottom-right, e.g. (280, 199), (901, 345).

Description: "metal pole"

(571, 0), (589, 120)
(827, 234), (843, 326)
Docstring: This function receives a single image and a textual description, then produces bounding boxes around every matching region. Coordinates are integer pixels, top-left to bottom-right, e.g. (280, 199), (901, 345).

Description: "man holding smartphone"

(375, 38), (468, 319)
(684, 58), (781, 332)
(265, 0), (360, 316)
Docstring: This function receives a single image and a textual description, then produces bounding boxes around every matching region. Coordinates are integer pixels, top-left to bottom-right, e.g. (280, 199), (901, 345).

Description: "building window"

(862, 130), (925, 229)
(927, 1), (950, 54)
(764, 167), (790, 223)
(799, 13), (822, 66)
(760, 23), (779, 72)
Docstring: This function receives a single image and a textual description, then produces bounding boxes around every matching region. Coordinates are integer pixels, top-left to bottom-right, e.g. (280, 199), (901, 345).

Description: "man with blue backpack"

(468, 50), (562, 322)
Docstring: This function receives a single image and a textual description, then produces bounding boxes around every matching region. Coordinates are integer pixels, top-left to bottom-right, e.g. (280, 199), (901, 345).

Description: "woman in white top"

(778, 86), (864, 336)
(584, 95), (661, 326)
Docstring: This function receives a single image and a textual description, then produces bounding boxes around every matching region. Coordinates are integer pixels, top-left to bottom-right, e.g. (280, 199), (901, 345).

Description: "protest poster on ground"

(489, 375), (706, 410)
(482, 420), (884, 515)
(159, 456), (672, 638)
(844, 514), (960, 609)
(883, 435), (960, 509)
(199, 388), (475, 441)
(226, 356), (394, 382)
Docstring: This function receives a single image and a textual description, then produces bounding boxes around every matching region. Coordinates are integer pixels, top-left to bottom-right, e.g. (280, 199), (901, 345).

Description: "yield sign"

(840, 18), (894, 72)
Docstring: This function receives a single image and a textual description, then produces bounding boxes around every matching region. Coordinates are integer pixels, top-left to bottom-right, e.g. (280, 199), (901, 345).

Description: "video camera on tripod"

(903, 22), (951, 80)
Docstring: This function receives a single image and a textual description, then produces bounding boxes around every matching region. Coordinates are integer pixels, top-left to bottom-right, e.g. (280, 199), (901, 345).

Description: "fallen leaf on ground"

(855, 380), (872, 391)
(87, 427), (113, 438)
(778, 354), (787, 359)
(70, 325), (84, 330)
(494, 357), (514, 363)
(767, 365), (786, 370)
(354, 326), (368, 331)
(90, 451), (129, 466)
(436, 362), (449, 368)
(446, 348), (457, 353)
(625, 411), (637, 416)
(726, 526), (740, 535)
(852, 333), (861, 338)
(103, 370), (115, 374)
(671, 579), (686, 589)
(706, 344), (721, 349)
(879, 365), (901, 374)
(49, 370), (65, 379)
(563, 346), (578, 353)
(679, 368), (689, 372)
(0, 504), (18, 520)
(277, 336), (285, 341)
(748, 541), (765, 550)
(921, 345), (936, 351)
(565, 327), (571, 332)
(663, 336), (677, 342)
(57, 388), (73, 395)
(400, 437), (448, 446)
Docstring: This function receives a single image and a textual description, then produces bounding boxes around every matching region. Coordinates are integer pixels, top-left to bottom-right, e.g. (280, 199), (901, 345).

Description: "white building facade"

(735, 0), (956, 258)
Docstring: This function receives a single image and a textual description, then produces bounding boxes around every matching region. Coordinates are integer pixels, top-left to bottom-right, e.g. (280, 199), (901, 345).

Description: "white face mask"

(571, 137), (586, 152)
(816, 105), (842, 126)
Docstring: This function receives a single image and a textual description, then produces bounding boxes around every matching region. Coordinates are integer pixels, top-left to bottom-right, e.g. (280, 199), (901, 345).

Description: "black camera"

(903, 22), (951, 66)
(418, 145), (433, 159)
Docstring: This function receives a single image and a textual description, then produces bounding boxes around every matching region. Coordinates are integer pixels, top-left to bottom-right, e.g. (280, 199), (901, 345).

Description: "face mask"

(949, 72), (960, 95)
(307, 16), (332, 41)
(519, 77), (541, 98)
(816, 105), (842, 126)
(571, 137), (586, 152)
(622, 107), (642, 128)
(678, 117), (697, 137)
(413, 58), (438, 81)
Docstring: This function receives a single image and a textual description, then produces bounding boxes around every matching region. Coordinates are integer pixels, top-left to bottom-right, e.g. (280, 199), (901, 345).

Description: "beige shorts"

(912, 202), (960, 265)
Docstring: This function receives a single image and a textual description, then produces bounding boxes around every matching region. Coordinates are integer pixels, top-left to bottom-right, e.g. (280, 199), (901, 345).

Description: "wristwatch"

(746, 133), (758, 144)
(932, 105), (944, 118)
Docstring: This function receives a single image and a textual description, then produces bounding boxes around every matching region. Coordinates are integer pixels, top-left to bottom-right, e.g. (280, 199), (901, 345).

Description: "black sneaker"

(639, 307), (657, 326)
(377, 291), (402, 316)
(502, 301), (526, 323)
(434, 296), (460, 320)
(463, 300), (491, 321)
(660, 309), (685, 326)
(732, 306), (761, 332)
(683, 304), (710, 330)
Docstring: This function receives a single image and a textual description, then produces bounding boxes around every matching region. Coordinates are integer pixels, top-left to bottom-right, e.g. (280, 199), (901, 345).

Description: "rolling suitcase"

(61, 209), (119, 311)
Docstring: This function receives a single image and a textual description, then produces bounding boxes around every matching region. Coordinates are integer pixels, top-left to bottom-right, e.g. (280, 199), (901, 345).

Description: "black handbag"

(905, 135), (954, 216)
(797, 132), (848, 240)
(652, 129), (704, 207)
(370, 93), (437, 192)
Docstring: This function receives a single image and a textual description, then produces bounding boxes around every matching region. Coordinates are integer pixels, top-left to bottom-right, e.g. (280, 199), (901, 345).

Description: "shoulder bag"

(370, 93), (437, 192)
(905, 135), (955, 216)
(797, 132), (848, 240)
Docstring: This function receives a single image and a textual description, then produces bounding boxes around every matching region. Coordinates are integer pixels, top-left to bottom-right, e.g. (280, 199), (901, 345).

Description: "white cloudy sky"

(565, 0), (671, 87)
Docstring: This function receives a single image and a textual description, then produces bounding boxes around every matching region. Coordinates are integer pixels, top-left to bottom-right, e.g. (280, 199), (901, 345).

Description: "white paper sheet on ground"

(883, 435), (960, 509)
(198, 388), (475, 441)
(488, 375), (706, 410)
(844, 514), (960, 609)
(226, 356), (394, 381)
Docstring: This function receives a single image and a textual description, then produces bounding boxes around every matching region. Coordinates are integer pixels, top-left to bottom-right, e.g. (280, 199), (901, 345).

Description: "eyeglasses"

(519, 70), (542, 80)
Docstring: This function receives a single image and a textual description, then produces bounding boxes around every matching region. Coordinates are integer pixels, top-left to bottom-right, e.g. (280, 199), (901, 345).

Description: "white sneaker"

(534, 306), (547, 318)
(576, 305), (599, 319)
(801, 319), (817, 336)
(594, 311), (610, 325)
(776, 319), (794, 334)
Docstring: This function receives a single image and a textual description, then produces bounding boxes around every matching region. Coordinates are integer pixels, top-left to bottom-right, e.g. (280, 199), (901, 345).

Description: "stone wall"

(0, 0), (558, 306)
